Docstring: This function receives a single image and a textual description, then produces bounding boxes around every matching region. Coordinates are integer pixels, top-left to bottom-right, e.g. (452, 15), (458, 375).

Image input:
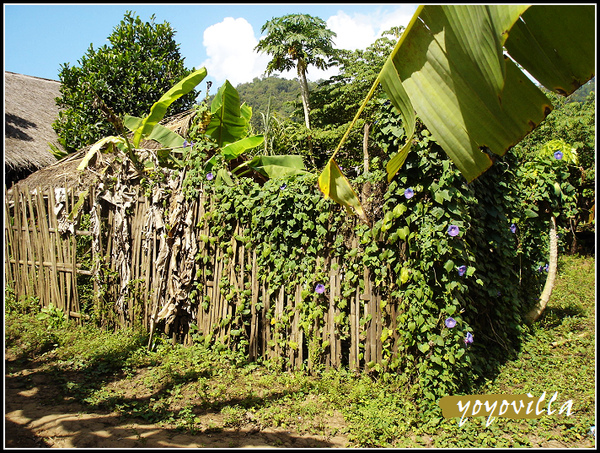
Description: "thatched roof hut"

(4, 71), (65, 188)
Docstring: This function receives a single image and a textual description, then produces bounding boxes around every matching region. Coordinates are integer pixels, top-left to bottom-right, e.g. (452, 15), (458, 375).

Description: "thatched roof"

(9, 109), (197, 195)
(4, 71), (65, 185)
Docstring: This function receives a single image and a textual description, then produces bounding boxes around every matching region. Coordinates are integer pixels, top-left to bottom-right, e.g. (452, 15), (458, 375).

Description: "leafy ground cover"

(4, 254), (596, 448)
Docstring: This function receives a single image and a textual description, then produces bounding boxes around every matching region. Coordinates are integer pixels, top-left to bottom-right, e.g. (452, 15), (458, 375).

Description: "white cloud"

(198, 17), (272, 86)
(375, 6), (416, 37)
(327, 11), (378, 51)
(327, 6), (416, 51)
(311, 6), (416, 81)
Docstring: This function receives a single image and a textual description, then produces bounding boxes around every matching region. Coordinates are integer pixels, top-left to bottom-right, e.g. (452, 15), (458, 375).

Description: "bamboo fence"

(5, 184), (400, 372)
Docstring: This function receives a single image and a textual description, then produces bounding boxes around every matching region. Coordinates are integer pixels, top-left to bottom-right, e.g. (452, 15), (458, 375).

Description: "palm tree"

(255, 14), (336, 132)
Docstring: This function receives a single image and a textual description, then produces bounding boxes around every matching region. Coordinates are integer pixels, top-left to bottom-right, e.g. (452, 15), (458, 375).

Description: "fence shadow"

(4, 355), (346, 448)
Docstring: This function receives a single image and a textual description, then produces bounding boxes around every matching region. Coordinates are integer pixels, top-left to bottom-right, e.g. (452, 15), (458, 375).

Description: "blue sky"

(3, 3), (418, 88)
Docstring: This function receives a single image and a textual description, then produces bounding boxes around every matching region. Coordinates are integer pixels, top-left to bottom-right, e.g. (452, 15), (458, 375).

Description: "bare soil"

(4, 353), (349, 449)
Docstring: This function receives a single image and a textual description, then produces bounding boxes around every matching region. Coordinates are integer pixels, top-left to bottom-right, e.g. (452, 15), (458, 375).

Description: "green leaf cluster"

(53, 11), (198, 152)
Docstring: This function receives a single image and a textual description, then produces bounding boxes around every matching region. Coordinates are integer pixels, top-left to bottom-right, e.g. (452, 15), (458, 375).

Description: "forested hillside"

(235, 76), (317, 129)
(567, 77), (595, 102)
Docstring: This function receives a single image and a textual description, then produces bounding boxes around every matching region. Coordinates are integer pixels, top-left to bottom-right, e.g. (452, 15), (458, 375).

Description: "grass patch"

(4, 255), (596, 447)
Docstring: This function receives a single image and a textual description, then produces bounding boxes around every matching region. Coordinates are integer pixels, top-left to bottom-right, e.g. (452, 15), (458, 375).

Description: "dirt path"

(4, 357), (348, 448)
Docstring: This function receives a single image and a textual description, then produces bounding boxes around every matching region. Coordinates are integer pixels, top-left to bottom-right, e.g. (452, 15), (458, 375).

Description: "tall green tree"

(53, 11), (198, 152)
(309, 27), (403, 170)
(254, 14), (337, 132)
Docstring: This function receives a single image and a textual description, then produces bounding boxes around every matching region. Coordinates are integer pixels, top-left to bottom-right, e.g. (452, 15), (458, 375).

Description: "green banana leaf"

(243, 155), (310, 179)
(318, 159), (368, 223)
(222, 135), (265, 161)
(379, 58), (416, 183)
(205, 80), (250, 147)
(504, 5), (595, 96)
(124, 115), (185, 149)
(215, 168), (234, 187)
(319, 4), (594, 222)
(381, 4), (594, 183)
(132, 67), (207, 147)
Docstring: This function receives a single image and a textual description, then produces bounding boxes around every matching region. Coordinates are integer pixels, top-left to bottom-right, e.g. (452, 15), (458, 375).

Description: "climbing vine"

(185, 105), (580, 415)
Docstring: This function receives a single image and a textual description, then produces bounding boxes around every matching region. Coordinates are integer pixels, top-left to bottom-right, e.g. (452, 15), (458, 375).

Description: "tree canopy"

(53, 11), (198, 152)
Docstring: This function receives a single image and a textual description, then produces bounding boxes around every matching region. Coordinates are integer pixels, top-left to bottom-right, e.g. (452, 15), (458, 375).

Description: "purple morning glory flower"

(206, 172), (214, 181)
(510, 224), (517, 234)
(448, 225), (460, 237)
(404, 188), (414, 199)
(315, 283), (325, 294)
(543, 263), (549, 272)
(464, 332), (474, 345)
(457, 265), (467, 277)
(554, 151), (563, 160)
(280, 183), (287, 190)
(445, 317), (457, 328)
(183, 140), (194, 148)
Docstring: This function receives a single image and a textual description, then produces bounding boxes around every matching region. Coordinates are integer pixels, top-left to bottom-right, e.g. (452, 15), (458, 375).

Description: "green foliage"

(566, 77), (595, 102)
(236, 76), (305, 128)
(48, 142), (68, 160)
(36, 304), (67, 330)
(513, 90), (594, 175)
(131, 68), (207, 148)
(206, 80), (255, 147)
(308, 29), (402, 169)
(255, 14), (337, 76)
(53, 11), (198, 152)
(310, 30), (399, 128)
(255, 13), (337, 131)
(5, 289), (62, 359)
(237, 155), (309, 179)
(512, 90), (595, 232)
(372, 5), (594, 184)
(516, 140), (579, 219)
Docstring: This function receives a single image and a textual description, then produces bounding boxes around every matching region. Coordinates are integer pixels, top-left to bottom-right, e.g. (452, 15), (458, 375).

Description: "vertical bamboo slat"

(24, 189), (45, 305)
(10, 188), (25, 298)
(47, 188), (63, 309)
(16, 188), (28, 299)
(34, 189), (52, 308)
(262, 283), (271, 360)
(273, 286), (284, 361)
(249, 251), (259, 361)
(62, 190), (73, 317)
(4, 192), (15, 289)
(374, 294), (382, 364)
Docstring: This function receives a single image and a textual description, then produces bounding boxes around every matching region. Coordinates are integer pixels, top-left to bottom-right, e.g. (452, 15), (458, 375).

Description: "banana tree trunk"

(525, 214), (558, 323)
(363, 122), (370, 174)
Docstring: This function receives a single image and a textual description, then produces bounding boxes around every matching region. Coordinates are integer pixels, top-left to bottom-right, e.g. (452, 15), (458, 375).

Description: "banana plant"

(129, 68), (208, 148)
(319, 4), (595, 222)
(78, 68), (208, 171)
(202, 80), (309, 182)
